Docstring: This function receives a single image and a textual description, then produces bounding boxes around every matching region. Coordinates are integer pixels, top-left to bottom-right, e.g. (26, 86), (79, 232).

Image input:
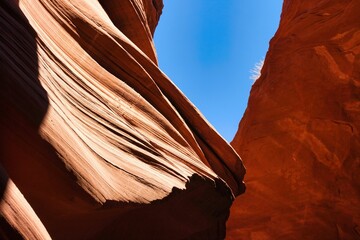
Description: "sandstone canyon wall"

(0, 0), (245, 239)
(228, 0), (360, 239)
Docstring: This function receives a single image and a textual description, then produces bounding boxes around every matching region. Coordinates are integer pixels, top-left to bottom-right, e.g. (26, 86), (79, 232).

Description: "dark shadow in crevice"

(0, 1), (42, 238)
(95, 174), (233, 240)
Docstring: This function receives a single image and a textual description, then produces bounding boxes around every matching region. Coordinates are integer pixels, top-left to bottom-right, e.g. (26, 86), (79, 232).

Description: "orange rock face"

(0, 0), (245, 239)
(228, 0), (360, 239)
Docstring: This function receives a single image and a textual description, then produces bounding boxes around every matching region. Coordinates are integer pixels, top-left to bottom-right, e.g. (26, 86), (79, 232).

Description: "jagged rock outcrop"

(228, 0), (360, 239)
(0, 0), (245, 239)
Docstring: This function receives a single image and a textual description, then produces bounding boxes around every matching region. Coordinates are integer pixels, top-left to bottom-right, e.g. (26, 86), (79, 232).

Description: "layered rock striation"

(228, 0), (360, 239)
(0, 0), (245, 239)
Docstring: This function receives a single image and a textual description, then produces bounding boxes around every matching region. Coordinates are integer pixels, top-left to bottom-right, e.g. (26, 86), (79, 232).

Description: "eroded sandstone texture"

(228, 0), (360, 239)
(0, 0), (245, 239)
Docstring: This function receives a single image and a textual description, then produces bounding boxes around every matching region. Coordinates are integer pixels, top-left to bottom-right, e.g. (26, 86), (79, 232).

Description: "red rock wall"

(228, 0), (360, 239)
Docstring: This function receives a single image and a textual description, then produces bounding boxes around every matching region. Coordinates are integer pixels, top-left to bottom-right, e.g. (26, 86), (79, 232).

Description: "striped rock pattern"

(0, 0), (245, 239)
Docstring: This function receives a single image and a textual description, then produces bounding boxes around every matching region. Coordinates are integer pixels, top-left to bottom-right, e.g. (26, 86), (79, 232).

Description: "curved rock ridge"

(98, 0), (163, 63)
(228, 0), (360, 239)
(0, 0), (245, 239)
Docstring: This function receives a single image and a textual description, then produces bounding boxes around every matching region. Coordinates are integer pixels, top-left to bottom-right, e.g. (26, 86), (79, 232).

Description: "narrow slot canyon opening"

(154, 1), (283, 142)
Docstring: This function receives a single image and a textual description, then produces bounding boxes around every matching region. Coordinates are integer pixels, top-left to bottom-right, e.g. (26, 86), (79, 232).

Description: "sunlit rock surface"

(228, 0), (360, 239)
(0, 0), (245, 239)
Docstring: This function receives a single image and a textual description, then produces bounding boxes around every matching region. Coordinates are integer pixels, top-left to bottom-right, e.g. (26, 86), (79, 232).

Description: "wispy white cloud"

(250, 59), (264, 82)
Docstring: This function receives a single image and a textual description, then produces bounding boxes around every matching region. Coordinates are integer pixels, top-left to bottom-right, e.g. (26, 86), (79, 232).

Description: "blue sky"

(154, 1), (283, 141)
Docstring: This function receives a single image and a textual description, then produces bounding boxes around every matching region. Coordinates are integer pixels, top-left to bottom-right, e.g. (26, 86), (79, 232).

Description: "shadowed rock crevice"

(95, 174), (233, 240)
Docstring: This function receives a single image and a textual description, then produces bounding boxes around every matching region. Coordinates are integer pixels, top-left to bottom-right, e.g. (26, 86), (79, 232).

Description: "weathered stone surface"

(228, 0), (360, 239)
(0, 0), (245, 239)
(98, 0), (163, 63)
